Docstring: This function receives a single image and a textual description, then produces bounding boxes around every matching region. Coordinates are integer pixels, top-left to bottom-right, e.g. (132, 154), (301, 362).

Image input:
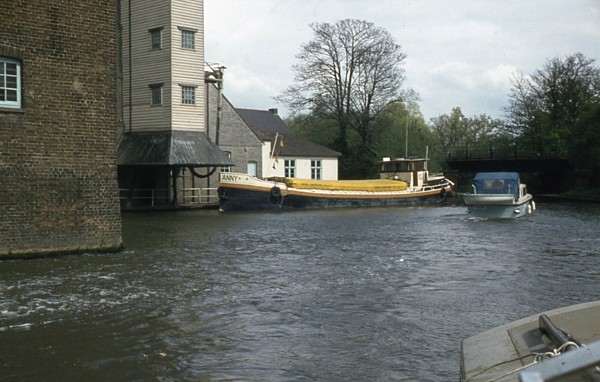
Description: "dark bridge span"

(445, 143), (574, 193)
(447, 157), (572, 173)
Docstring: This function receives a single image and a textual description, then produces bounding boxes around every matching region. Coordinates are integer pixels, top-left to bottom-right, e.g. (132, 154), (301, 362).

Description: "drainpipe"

(214, 66), (225, 145)
(128, 0), (132, 133)
(172, 166), (179, 208)
(205, 65), (226, 199)
(116, 0), (123, 134)
(205, 64), (225, 144)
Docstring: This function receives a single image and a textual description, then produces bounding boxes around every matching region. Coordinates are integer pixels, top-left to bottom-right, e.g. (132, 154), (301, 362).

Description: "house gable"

(206, 84), (266, 177)
(235, 108), (340, 158)
(235, 108), (340, 180)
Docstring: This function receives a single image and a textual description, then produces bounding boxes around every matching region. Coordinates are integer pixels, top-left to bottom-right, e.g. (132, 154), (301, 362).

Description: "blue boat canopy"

(473, 172), (520, 198)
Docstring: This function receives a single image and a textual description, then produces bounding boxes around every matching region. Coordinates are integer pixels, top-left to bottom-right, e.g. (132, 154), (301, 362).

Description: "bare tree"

(278, 19), (407, 160)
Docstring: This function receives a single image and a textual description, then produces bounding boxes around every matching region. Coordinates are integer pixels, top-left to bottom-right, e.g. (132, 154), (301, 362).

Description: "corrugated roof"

(117, 131), (234, 166)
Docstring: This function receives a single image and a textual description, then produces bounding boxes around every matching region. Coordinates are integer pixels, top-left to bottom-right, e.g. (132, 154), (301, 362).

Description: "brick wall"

(0, 1), (122, 257)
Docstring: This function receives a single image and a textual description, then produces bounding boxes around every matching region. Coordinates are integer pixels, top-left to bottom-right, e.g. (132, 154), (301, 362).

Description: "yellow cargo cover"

(284, 178), (408, 192)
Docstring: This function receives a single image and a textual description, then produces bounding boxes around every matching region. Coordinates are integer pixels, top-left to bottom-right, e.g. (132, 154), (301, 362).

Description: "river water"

(1, 201), (600, 381)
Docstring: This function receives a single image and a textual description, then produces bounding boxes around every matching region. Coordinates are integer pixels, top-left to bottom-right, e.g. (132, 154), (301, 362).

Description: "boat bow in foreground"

(460, 300), (600, 381)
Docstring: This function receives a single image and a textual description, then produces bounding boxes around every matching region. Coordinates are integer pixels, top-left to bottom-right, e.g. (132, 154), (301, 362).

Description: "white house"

(236, 108), (340, 180)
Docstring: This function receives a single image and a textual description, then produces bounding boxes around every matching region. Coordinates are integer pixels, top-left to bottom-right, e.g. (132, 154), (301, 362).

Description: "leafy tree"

(286, 114), (339, 148)
(430, 107), (469, 154)
(288, 100), (446, 178)
(277, 19), (409, 178)
(504, 53), (600, 160)
(572, 102), (600, 175)
(375, 100), (432, 158)
(430, 107), (504, 159)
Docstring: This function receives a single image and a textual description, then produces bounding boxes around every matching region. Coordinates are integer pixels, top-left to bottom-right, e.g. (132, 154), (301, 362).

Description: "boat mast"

(265, 133), (280, 178)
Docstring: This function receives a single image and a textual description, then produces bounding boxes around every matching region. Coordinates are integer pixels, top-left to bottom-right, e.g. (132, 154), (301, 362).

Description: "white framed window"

(180, 29), (196, 49)
(149, 27), (162, 50)
(0, 57), (21, 108)
(149, 83), (163, 106)
(311, 159), (322, 180)
(221, 152), (232, 173)
(284, 159), (296, 178)
(181, 85), (196, 105)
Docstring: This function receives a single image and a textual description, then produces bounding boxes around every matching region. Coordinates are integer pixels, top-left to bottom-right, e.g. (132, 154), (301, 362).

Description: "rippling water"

(2, 202), (600, 381)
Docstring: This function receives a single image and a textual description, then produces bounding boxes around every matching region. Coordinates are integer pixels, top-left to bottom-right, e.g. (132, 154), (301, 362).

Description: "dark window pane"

(7, 90), (17, 101)
(6, 77), (17, 88)
(6, 63), (17, 75)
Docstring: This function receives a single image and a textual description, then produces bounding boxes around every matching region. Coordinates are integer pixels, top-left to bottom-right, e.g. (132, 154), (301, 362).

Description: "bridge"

(444, 142), (573, 193)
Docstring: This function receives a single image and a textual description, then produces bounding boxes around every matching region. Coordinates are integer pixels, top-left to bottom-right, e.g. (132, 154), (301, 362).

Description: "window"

(181, 86), (196, 105)
(0, 57), (21, 108)
(247, 161), (257, 177)
(284, 159), (296, 178)
(221, 152), (232, 173)
(150, 84), (163, 106)
(311, 160), (322, 180)
(181, 29), (196, 49)
(149, 28), (162, 50)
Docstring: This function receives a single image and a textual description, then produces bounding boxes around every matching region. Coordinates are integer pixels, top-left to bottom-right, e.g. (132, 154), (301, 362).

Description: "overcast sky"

(205, 0), (599, 122)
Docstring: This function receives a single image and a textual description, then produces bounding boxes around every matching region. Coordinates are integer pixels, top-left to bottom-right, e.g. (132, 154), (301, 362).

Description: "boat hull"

(218, 177), (450, 211)
(466, 202), (531, 218)
(459, 193), (533, 219)
(461, 193), (515, 205)
(218, 186), (449, 211)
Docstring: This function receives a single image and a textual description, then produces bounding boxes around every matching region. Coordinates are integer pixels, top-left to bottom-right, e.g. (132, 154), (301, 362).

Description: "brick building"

(0, 1), (122, 256)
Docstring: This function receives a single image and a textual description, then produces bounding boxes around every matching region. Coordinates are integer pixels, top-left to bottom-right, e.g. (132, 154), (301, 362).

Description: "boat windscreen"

(473, 172), (519, 198)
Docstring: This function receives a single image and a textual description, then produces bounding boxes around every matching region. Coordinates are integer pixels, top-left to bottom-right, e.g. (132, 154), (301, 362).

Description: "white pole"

(405, 109), (409, 158)
(266, 133), (279, 178)
(270, 133), (279, 159)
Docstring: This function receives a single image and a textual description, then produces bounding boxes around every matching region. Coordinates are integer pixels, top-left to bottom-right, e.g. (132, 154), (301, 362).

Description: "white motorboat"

(459, 172), (535, 218)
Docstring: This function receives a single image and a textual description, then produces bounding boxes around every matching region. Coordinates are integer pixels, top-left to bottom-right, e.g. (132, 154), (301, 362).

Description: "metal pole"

(215, 66), (225, 145)
(405, 108), (409, 158)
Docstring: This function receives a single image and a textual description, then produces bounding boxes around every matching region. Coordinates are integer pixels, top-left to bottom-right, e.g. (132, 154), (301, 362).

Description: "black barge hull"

(218, 186), (448, 211)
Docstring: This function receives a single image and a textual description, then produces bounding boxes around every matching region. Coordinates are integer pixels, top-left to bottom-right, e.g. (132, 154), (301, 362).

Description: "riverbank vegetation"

(278, 19), (600, 189)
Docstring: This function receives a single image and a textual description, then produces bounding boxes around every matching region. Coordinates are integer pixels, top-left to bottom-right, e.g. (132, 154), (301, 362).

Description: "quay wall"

(0, 1), (122, 257)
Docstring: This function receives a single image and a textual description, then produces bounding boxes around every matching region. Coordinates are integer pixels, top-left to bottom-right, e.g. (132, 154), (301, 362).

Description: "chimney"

(268, 108), (278, 115)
